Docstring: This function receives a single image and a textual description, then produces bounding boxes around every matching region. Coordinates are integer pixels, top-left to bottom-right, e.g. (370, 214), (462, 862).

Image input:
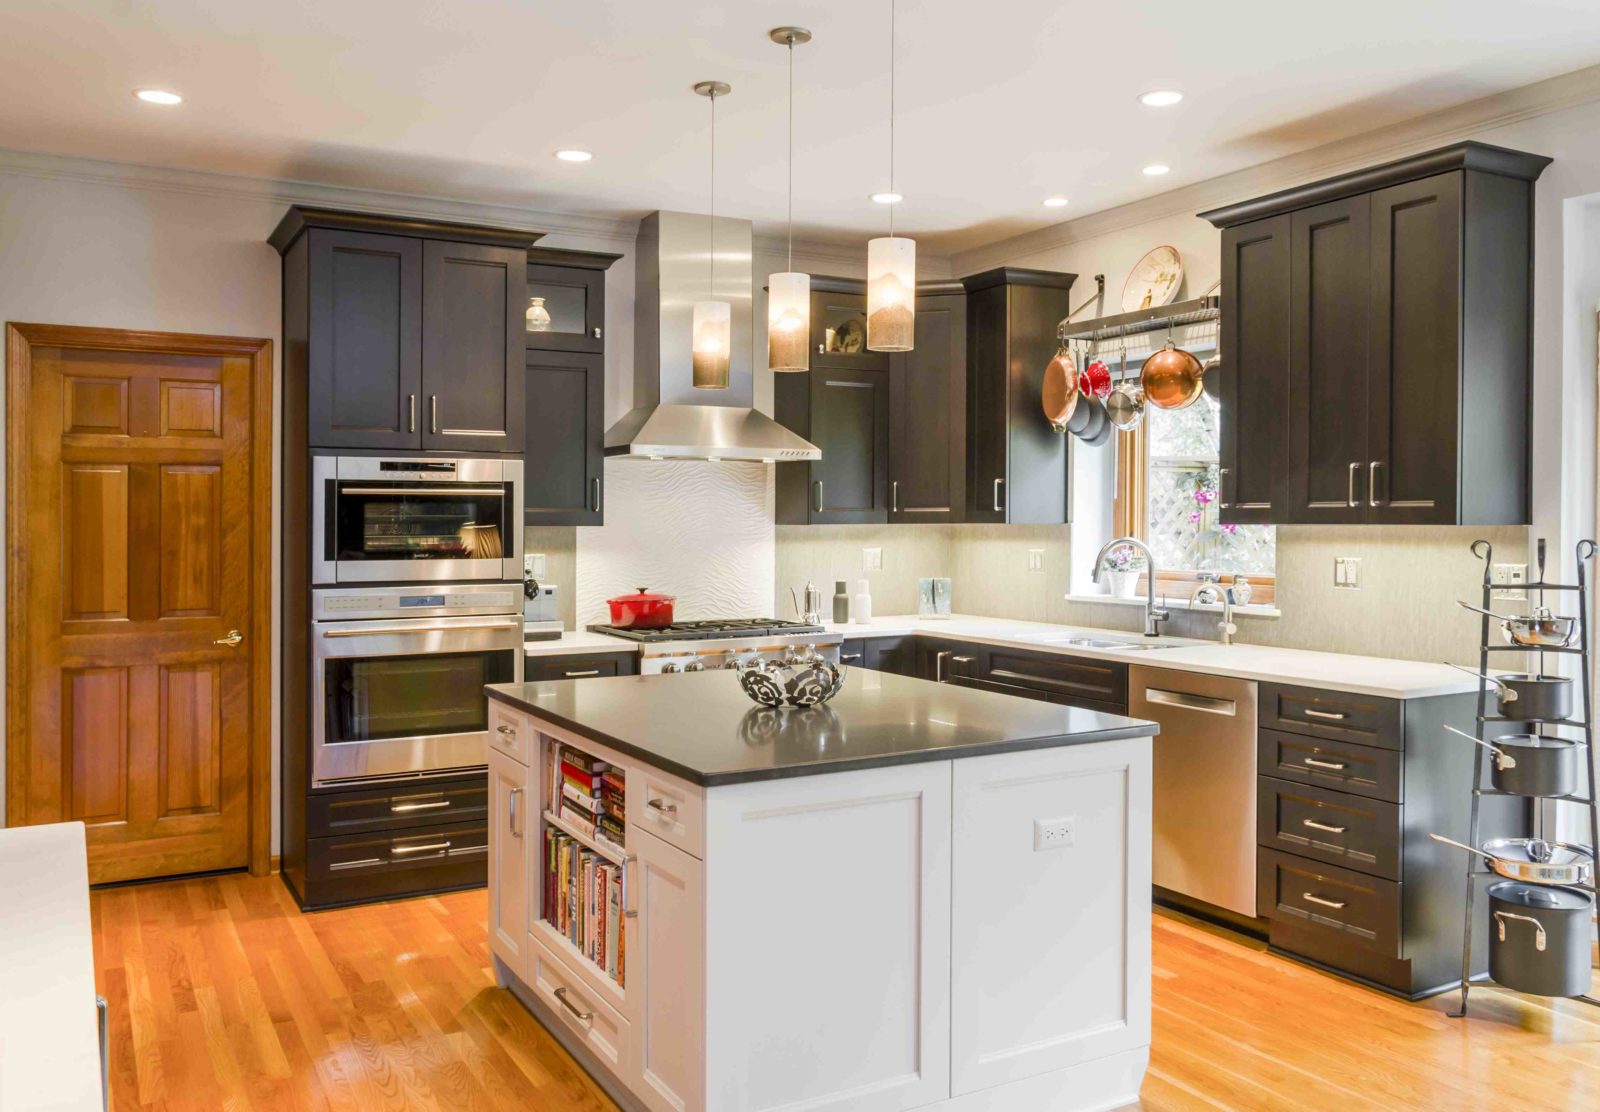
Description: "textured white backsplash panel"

(576, 460), (776, 626)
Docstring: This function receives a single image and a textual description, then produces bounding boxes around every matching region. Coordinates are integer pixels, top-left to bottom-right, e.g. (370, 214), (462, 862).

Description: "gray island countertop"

(486, 669), (1158, 787)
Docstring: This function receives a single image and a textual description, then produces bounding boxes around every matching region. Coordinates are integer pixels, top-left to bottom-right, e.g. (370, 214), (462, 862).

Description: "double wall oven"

(310, 455), (525, 788)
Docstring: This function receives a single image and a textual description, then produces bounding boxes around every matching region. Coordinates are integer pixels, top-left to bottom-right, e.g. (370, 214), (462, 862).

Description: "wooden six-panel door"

(7, 324), (272, 883)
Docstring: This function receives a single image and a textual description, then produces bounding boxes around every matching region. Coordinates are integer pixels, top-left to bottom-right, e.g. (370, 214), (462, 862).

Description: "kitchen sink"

(1046, 636), (1183, 652)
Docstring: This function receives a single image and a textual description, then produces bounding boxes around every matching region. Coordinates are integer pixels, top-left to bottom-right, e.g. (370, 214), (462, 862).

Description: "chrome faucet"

(1092, 536), (1169, 637)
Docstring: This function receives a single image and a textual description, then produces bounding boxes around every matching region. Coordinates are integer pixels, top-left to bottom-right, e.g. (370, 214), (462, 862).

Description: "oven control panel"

(312, 585), (520, 622)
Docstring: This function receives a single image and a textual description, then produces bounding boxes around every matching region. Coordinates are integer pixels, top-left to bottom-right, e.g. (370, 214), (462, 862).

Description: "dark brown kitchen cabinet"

(1203, 143), (1549, 526)
(524, 651), (638, 681)
(523, 350), (605, 524)
(962, 268), (1076, 524)
(272, 207), (540, 455)
(810, 279), (890, 372)
(774, 367), (891, 525)
(421, 239), (525, 452)
(524, 251), (610, 354)
(890, 287), (967, 522)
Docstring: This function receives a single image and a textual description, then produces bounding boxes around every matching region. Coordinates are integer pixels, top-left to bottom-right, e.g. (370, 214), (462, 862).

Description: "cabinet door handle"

(950, 655), (976, 665)
(891, 480), (900, 513)
(563, 669), (601, 678)
(592, 326), (603, 339)
(622, 854), (639, 919)
(430, 395), (439, 435)
(1302, 756), (1349, 771)
(591, 476), (601, 513)
(1347, 461), (1360, 507)
(1302, 708), (1348, 721)
(408, 393), (417, 434)
(496, 723), (517, 736)
(553, 986), (595, 1022)
(508, 787), (522, 837)
(840, 653), (863, 662)
(1368, 460), (1382, 507)
(1218, 467), (1231, 510)
(1302, 892), (1347, 910)
(647, 797), (679, 818)
(818, 342), (826, 354)
(813, 480), (824, 514)
(935, 650), (951, 683)
(993, 478), (1005, 513)
(1301, 818), (1348, 834)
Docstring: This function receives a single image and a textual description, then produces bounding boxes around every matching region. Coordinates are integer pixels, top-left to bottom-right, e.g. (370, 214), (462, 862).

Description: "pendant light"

(692, 80), (732, 389)
(867, 0), (915, 352)
(767, 27), (813, 372)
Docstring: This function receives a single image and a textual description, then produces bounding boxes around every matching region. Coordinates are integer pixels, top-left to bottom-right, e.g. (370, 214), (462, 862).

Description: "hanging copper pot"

(1140, 341), (1206, 410)
(1042, 345), (1080, 431)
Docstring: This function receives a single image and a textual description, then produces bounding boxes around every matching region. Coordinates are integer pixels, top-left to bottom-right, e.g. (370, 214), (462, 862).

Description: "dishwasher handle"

(1143, 686), (1237, 717)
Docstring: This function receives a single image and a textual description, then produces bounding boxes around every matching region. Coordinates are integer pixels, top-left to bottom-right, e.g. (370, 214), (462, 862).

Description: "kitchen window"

(1112, 386), (1276, 604)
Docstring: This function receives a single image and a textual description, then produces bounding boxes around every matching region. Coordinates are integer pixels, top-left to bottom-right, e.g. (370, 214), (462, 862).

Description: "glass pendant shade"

(767, 271), (811, 371)
(866, 236), (916, 352)
(692, 299), (732, 388)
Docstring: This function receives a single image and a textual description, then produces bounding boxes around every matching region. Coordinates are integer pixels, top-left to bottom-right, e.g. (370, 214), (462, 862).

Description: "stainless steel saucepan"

(1442, 663), (1573, 721)
(1441, 724), (1583, 798)
(1429, 832), (1596, 887)
(1456, 599), (1577, 648)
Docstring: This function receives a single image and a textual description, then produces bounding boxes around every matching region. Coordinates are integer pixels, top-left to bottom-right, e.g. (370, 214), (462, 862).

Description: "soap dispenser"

(853, 578), (873, 624)
(833, 581), (850, 624)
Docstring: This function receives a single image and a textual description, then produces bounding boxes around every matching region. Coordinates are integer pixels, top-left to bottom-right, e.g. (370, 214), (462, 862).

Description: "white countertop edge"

(1063, 592), (1282, 619)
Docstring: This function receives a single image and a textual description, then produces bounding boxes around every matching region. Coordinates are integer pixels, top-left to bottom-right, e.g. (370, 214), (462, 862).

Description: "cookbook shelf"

(540, 737), (629, 991)
(1447, 537), (1600, 1018)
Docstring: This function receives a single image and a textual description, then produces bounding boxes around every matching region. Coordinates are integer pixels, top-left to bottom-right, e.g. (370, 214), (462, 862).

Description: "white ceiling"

(5, 0), (1600, 253)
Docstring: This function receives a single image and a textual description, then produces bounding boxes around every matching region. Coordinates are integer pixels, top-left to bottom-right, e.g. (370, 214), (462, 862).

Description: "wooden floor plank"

(90, 874), (1599, 1111)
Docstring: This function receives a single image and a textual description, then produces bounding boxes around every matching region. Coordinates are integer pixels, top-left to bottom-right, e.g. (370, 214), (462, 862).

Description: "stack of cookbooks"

(543, 829), (625, 986)
(552, 744), (612, 841)
(596, 768), (626, 855)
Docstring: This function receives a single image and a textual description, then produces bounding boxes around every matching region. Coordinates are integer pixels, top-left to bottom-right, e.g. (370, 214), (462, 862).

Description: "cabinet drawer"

(525, 652), (637, 682)
(528, 935), (629, 1076)
(303, 819), (487, 908)
(978, 648), (1128, 709)
(1260, 683), (1402, 750)
(489, 699), (533, 764)
(1257, 729), (1401, 803)
(628, 766), (704, 860)
(1257, 776), (1400, 880)
(308, 776), (486, 837)
(1257, 848), (1400, 958)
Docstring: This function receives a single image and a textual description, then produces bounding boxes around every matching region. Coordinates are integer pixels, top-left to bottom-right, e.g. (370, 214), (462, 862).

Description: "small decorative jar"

(1106, 569), (1142, 599)
(525, 296), (551, 332)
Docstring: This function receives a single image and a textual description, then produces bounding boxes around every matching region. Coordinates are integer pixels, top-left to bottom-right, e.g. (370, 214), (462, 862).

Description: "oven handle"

(335, 486), (508, 496)
(320, 621), (522, 638)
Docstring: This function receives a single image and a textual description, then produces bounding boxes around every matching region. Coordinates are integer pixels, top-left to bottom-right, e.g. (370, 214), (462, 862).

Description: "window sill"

(1063, 592), (1281, 620)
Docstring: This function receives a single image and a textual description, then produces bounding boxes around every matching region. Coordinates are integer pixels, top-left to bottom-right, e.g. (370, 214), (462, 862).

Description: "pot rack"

(1057, 292), (1220, 346)
(1448, 537), (1600, 1017)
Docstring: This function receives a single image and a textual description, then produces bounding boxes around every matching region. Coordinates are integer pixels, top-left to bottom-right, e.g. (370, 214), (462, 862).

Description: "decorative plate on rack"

(1121, 245), (1183, 313)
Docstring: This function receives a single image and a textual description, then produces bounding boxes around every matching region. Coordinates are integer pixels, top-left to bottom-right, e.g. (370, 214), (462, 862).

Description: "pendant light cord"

(787, 37), (794, 272)
(709, 90), (716, 299)
(888, 0), (896, 238)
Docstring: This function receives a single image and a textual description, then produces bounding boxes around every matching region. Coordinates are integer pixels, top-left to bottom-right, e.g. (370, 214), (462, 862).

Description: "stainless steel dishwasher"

(1130, 666), (1259, 918)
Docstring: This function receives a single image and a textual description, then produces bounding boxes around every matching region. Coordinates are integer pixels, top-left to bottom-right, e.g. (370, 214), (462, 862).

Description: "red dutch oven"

(606, 587), (676, 629)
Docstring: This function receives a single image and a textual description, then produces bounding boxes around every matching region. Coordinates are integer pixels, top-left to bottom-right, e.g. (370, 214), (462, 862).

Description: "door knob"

(213, 629), (243, 647)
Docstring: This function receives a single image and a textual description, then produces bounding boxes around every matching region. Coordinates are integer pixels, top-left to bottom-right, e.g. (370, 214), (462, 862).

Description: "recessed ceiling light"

(134, 89), (182, 106)
(870, 192), (903, 204)
(1138, 90), (1184, 108)
(1043, 196), (1069, 208)
(1142, 163), (1171, 176)
(554, 149), (593, 162)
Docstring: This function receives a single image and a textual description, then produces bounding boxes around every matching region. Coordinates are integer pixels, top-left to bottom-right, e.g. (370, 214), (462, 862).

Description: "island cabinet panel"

(951, 738), (1152, 1095)
(488, 747), (531, 983)
(633, 829), (705, 1112)
(703, 762), (953, 1112)
(527, 934), (630, 1076)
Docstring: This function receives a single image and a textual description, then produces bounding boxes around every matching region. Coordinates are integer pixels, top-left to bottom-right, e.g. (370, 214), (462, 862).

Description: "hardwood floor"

(91, 873), (1599, 1111)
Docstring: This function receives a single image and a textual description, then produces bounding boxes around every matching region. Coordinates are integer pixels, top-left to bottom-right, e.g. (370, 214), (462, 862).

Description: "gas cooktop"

(587, 618), (826, 643)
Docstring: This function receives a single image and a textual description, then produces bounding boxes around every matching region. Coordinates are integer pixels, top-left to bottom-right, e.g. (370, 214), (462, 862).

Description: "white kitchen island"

(485, 668), (1155, 1112)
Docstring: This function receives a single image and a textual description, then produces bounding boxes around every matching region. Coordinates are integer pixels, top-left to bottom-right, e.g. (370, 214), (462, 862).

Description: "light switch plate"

(1034, 817), (1076, 851)
(1028, 548), (1044, 571)
(1334, 557), (1361, 589)
(524, 553), (547, 580)
(1492, 563), (1527, 601)
(862, 547), (883, 571)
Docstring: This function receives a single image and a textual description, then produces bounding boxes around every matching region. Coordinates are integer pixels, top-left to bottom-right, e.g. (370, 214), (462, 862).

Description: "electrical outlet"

(1034, 816), (1076, 851)
(1027, 548), (1044, 571)
(1334, 557), (1361, 589)
(523, 553), (547, 579)
(1493, 563), (1527, 601)
(862, 547), (883, 571)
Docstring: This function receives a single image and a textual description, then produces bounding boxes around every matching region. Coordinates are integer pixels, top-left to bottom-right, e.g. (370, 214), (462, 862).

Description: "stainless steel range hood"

(605, 211), (820, 462)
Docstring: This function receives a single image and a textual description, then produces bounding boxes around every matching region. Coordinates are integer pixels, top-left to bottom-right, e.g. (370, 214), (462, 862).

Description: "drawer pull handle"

(1146, 688), (1237, 716)
(392, 840), (450, 855)
(1301, 757), (1348, 771)
(390, 799), (449, 813)
(1302, 892), (1347, 910)
(1302, 708), (1348, 721)
(553, 986), (594, 1022)
(1302, 818), (1348, 834)
(840, 653), (863, 662)
(328, 857), (384, 872)
(563, 670), (601, 678)
(647, 798), (679, 819)
(496, 724), (517, 736)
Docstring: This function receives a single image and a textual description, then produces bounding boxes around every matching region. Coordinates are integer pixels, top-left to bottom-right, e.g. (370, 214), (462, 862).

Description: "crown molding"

(951, 60), (1600, 274)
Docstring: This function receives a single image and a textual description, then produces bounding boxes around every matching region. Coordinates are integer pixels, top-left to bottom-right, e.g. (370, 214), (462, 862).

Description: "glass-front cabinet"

(810, 279), (889, 371)
(524, 250), (617, 353)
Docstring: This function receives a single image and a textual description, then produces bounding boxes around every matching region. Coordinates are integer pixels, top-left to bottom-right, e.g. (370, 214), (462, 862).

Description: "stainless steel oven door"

(311, 613), (523, 785)
(312, 455), (524, 584)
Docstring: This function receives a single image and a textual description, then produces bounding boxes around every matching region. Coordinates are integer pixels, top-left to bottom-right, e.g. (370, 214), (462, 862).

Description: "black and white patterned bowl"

(737, 654), (846, 708)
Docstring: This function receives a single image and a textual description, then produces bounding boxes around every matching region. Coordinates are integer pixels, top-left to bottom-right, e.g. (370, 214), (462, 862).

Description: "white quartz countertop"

(826, 615), (1482, 699)
(524, 629), (639, 657)
(0, 822), (103, 1112)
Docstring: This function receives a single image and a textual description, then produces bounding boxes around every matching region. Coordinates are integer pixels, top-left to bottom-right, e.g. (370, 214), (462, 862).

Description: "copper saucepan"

(1042, 345), (1080, 431)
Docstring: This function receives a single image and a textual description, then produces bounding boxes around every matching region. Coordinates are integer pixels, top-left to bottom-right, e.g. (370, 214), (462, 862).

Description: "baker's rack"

(1449, 537), (1600, 1017)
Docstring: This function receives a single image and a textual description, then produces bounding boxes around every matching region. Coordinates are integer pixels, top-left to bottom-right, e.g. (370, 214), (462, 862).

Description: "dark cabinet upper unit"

(774, 366), (891, 525)
(421, 239), (525, 452)
(1202, 142), (1549, 526)
(890, 287), (968, 522)
(524, 349), (605, 525)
